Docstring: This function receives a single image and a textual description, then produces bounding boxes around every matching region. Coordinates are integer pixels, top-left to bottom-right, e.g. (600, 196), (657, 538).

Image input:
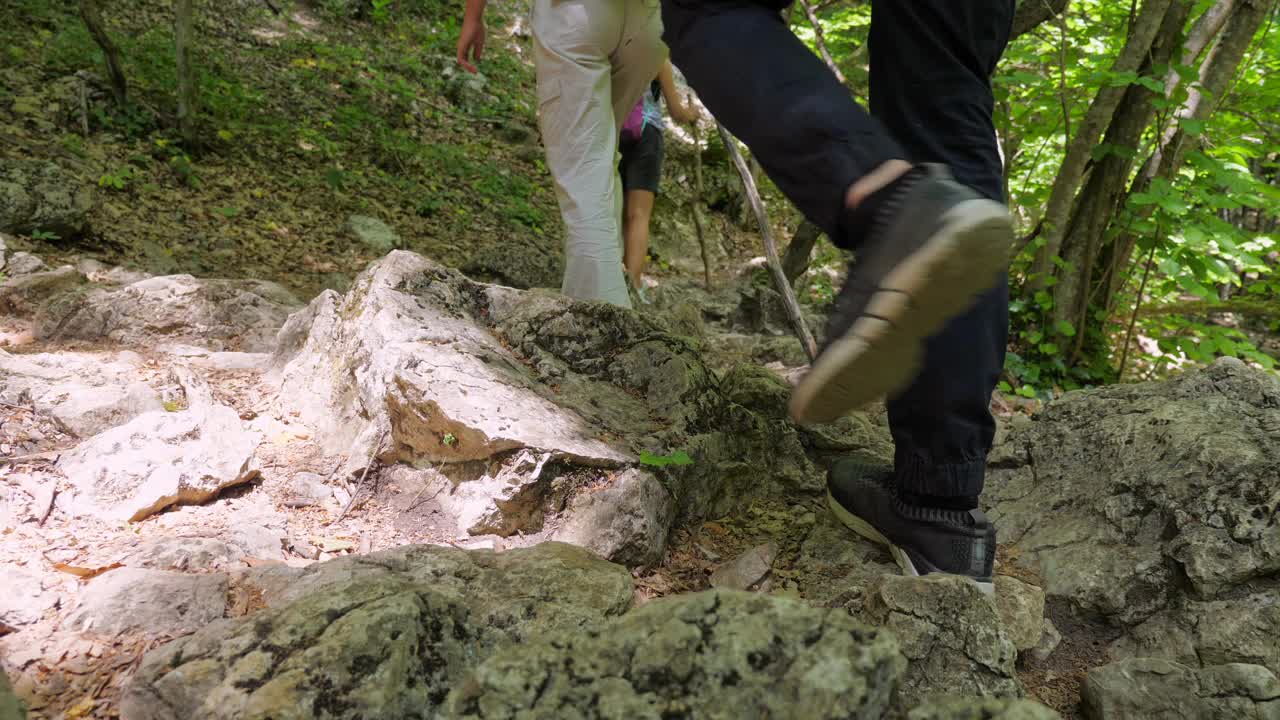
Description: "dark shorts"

(619, 124), (664, 194)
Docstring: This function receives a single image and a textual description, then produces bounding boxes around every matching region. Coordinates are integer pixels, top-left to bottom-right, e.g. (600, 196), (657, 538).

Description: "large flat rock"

(122, 542), (633, 720)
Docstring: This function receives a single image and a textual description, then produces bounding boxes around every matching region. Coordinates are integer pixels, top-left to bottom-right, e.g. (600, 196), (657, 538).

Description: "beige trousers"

(531, 0), (665, 308)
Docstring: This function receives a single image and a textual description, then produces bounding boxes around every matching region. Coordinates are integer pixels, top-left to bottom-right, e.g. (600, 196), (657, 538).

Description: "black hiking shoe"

(826, 458), (995, 594)
(789, 164), (1011, 424)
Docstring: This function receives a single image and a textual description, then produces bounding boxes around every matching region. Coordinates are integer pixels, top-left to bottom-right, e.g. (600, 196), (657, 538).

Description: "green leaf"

(1053, 321), (1077, 337)
(1038, 342), (1060, 355)
(639, 450), (694, 468)
(1016, 385), (1038, 399)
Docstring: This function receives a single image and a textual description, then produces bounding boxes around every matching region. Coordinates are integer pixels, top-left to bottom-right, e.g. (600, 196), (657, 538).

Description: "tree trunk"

(1029, 0), (1174, 286)
(717, 123), (819, 361)
(798, 0), (847, 84)
(1159, 0), (1237, 94)
(1050, 0), (1193, 333)
(1012, 0), (1071, 38)
(1148, 0), (1275, 183)
(79, 0), (127, 107)
(1100, 0), (1275, 312)
(174, 0), (197, 146)
(782, 221), (823, 286)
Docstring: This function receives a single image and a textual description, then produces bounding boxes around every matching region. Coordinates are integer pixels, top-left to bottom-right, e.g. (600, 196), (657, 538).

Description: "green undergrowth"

(0, 0), (558, 295)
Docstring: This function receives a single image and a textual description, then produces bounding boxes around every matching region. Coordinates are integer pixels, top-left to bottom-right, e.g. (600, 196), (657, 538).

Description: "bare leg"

(622, 188), (655, 287)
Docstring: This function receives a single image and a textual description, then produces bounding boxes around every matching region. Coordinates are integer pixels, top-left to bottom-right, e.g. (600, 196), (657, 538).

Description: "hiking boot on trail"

(826, 458), (996, 594)
(789, 164), (1011, 424)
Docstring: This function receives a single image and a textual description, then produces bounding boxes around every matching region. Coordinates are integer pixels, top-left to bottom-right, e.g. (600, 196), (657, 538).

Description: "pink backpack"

(621, 99), (645, 142)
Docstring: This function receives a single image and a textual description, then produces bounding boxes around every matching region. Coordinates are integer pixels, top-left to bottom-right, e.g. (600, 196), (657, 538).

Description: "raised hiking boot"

(789, 164), (1011, 424)
(826, 458), (995, 594)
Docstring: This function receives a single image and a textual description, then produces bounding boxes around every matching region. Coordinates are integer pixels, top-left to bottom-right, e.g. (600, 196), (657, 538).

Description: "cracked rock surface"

(1081, 658), (1280, 719)
(269, 251), (833, 564)
(122, 542), (633, 719)
(857, 574), (1023, 708)
(445, 589), (905, 720)
(908, 697), (1062, 720)
(985, 358), (1280, 655)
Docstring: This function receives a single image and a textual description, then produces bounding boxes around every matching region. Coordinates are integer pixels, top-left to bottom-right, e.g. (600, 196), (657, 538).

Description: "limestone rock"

(909, 697), (1062, 720)
(859, 574), (1022, 708)
(346, 214), (399, 252)
(58, 370), (261, 522)
(0, 232), (6, 271)
(994, 575), (1046, 652)
(226, 522), (287, 560)
(126, 537), (244, 572)
(4, 251), (47, 277)
(446, 589), (904, 719)
(285, 472), (334, 505)
(0, 266), (83, 317)
(36, 274), (300, 352)
(64, 568), (228, 637)
(550, 467), (675, 566)
(0, 158), (94, 238)
(792, 509), (896, 608)
(0, 564), (54, 628)
(709, 542), (778, 591)
(122, 543), (633, 720)
(1110, 592), (1280, 675)
(1030, 619), (1062, 664)
(272, 252), (826, 564)
(1082, 658), (1280, 720)
(163, 344), (272, 371)
(0, 350), (162, 438)
(986, 358), (1280, 624)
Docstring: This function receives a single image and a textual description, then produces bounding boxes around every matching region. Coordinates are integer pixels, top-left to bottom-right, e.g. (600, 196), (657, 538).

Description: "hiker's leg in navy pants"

(659, 1), (906, 237)
(871, 0), (1014, 502)
(661, 0), (1014, 503)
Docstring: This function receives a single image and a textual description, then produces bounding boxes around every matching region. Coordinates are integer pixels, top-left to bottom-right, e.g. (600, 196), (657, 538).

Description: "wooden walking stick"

(687, 94), (713, 290)
(715, 121), (818, 362)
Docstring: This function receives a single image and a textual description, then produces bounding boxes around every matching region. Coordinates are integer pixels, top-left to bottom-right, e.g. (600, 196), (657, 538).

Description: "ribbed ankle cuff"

(894, 449), (986, 498)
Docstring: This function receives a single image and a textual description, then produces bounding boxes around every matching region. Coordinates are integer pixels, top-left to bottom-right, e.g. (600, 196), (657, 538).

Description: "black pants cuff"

(894, 448), (986, 498)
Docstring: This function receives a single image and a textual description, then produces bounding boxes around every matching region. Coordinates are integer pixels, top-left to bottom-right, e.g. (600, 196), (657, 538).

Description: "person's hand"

(673, 104), (700, 126)
(456, 15), (486, 73)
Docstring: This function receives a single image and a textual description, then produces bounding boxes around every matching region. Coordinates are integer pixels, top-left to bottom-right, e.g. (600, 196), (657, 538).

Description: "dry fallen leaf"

(52, 562), (123, 581)
(311, 536), (355, 553)
(64, 695), (95, 719)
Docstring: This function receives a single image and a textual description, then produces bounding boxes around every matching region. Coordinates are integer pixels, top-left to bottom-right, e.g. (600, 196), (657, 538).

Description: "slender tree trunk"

(689, 113), (713, 290)
(1101, 0), (1275, 311)
(782, 221), (823, 286)
(798, 0), (847, 84)
(1012, 0), (1071, 38)
(79, 0), (127, 107)
(1050, 0), (1193, 332)
(1160, 0), (1237, 94)
(717, 122), (818, 361)
(1148, 0), (1274, 183)
(1029, 0), (1174, 286)
(174, 0), (197, 146)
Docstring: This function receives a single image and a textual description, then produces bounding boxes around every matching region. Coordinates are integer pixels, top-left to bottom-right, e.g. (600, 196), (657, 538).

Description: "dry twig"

(715, 122), (818, 361)
(333, 429), (388, 523)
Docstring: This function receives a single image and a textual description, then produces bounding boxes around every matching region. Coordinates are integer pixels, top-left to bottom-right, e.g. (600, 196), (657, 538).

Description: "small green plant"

(163, 400), (183, 412)
(638, 450), (694, 468)
(370, 0), (394, 21)
(442, 432), (458, 447)
(98, 165), (136, 190)
(28, 229), (60, 242)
